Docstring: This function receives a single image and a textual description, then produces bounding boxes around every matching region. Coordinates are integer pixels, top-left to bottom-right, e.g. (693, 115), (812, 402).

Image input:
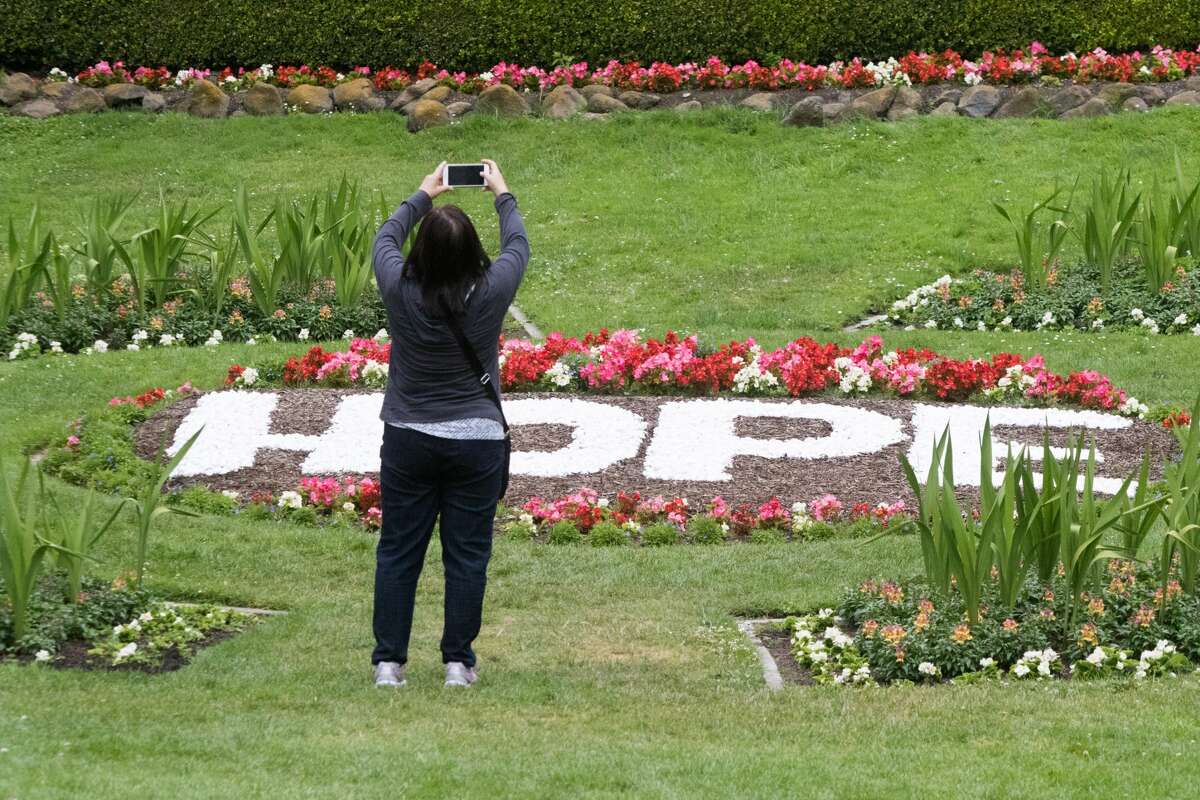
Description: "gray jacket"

(373, 189), (529, 425)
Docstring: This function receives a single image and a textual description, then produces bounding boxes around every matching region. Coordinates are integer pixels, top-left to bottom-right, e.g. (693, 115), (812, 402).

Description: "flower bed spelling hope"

(51, 43), (1200, 94)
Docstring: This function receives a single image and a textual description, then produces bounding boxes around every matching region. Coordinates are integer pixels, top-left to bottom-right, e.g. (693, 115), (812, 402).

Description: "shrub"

(749, 527), (787, 544)
(641, 523), (680, 547)
(5, 2), (1199, 72)
(548, 521), (582, 545)
(588, 522), (627, 547)
(172, 486), (236, 516)
(799, 521), (839, 541)
(687, 515), (726, 545)
(285, 505), (319, 526)
(242, 502), (274, 521)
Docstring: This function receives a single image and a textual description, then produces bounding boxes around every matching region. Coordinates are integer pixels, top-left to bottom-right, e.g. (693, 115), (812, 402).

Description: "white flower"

(1013, 663), (1030, 677)
(343, 329), (355, 339)
(979, 657), (995, 669)
(543, 360), (574, 388)
(1141, 318), (1160, 334)
(221, 490), (240, 500)
(1000, 316), (1013, 328)
(298, 328), (310, 341)
(479, 71), (495, 82)
(924, 319), (938, 329)
(1091, 318), (1105, 330)
(1119, 397), (1148, 418)
(114, 642), (138, 662)
(1086, 647), (1106, 666)
(278, 490), (303, 509)
(132, 329), (148, 343)
(1193, 323), (1200, 337)
(50, 340), (62, 353)
(126, 343), (140, 352)
(918, 661), (938, 676)
(34, 649), (51, 663)
(374, 328), (390, 342)
(361, 360), (388, 387)
(205, 330), (223, 347)
(597, 498), (610, 509)
(518, 512), (535, 526)
(1130, 308), (1145, 321)
(238, 367), (259, 387)
(139, 611), (153, 622)
(246, 337), (257, 346)
(1173, 313), (1188, 326)
(953, 316), (964, 329)
(976, 320), (986, 331)
(158, 333), (175, 346)
(342, 502), (356, 512)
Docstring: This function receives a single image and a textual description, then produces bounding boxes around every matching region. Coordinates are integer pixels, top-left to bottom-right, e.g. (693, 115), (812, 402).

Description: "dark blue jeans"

(372, 424), (505, 668)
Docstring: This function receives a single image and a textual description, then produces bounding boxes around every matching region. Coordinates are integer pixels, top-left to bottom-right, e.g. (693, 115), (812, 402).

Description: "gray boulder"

(839, 86), (897, 119)
(186, 79), (229, 118)
(243, 83), (284, 115)
(406, 99), (449, 132)
(65, 87), (105, 113)
(393, 78), (438, 107)
(1166, 91), (1200, 107)
(103, 83), (149, 108)
(994, 87), (1047, 118)
(931, 88), (961, 107)
(541, 85), (587, 119)
(1061, 97), (1111, 118)
(674, 100), (702, 113)
(958, 85), (1001, 117)
(1135, 85), (1167, 106)
(578, 84), (613, 99)
(618, 91), (660, 109)
(287, 85), (333, 114)
(0, 72), (38, 106)
(1122, 97), (1149, 113)
(474, 84), (528, 116)
(41, 82), (77, 101)
(586, 93), (628, 113)
(929, 101), (958, 117)
(740, 93), (775, 112)
(821, 102), (846, 120)
(886, 87), (924, 120)
(1184, 75), (1200, 92)
(782, 96), (825, 127)
(141, 93), (166, 113)
(446, 101), (473, 117)
(12, 98), (61, 119)
(1048, 85), (1091, 115)
(332, 78), (377, 111)
(1098, 82), (1137, 108)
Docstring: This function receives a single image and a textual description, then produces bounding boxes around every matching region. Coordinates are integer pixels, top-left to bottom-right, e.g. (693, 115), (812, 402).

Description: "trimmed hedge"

(2, 1), (1199, 72)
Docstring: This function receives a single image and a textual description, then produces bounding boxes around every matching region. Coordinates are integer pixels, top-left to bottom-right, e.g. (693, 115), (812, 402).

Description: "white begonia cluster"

(790, 501), (813, 532)
(237, 367), (260, 387)
(1035, 311), (1056, 330)
(204, 329), (223, 347)
(277, 490), (303, 509)
(114, 642), (139, 662)
(963, 72), (983, 86)
(374, 328), (390, 342)
(890, 275), (954, 315)
(833, 356), (872, 394)
(1193, 323), (1200, 337)
(1134, 640), (1178, 680)
(221, 490), (240, 500)
(8, 332), (39, 360)
(1172, 313), (1189, 327)
(298, 328), (310, 341)
(542, 360), (574, 388)
(361, 360), (388, 387)
(918, 661), (940, 677)
(866, 57), (912, 86)
(1010, 648), (1060, 679)
(34, 649), (52, 663)
(343, 329), (355, 339)
(1119, 396), (1148, 419)
(1141, 317), (1160, 335)
(731, 352), (779, 395)
(985, 364), (1035, 401)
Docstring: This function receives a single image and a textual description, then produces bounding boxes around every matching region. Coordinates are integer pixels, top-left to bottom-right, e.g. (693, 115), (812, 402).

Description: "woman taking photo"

(370, 159), (528, 688)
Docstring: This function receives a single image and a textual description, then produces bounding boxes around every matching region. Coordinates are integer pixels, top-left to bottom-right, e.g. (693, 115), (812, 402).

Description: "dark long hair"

(404, 205), (491, 315)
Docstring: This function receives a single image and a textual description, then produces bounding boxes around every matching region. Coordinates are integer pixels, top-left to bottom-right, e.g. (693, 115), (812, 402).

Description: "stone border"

(3, 71), (1199, 129)
(737, 618), (785, 691)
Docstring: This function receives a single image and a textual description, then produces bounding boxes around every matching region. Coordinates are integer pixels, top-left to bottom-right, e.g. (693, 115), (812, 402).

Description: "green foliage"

(992, 187), (1071, 290)
(5, 2), (1200, 71)
(587, 522), (627, 547)
(641, 523), (679, 547)
(42, 486), (125, 603)
(171, 485), (237, 516)
(0, 573), (151, 655)
(0, 459), (51, 641)
(1076, 167), (1140, 291)
(749, 527), (786, 544)
(127, 429), (202, 589)
(547, 521), (582, 545)
(686, 515), (726, 545)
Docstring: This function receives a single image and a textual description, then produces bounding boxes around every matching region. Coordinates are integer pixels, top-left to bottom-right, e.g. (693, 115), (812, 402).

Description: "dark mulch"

(133, 389), (1179, 509)
(755, 625), (813, 686)
(7, 628), (238, 674)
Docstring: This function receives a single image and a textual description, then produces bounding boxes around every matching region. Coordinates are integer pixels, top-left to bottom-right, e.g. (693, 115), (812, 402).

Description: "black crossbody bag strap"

(440, 303), (509, 435)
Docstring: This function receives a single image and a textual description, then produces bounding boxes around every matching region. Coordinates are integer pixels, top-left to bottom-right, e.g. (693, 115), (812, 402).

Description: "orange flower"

(1088, 597), (1105, 617)
(1077, 623), (1099, 647)
(1132, 605), (1155, 627)
(861, 620), (879, 639)
(880, 581), (904, 605)
(881, 624), (907, 646)
(951, 623), (972, 644)
(1002, 618), (1019, 633)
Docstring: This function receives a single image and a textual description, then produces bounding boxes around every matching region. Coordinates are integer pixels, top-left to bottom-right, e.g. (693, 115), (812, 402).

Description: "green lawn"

(5, 107), (1200, 338)
(4, 110), (1200, 798)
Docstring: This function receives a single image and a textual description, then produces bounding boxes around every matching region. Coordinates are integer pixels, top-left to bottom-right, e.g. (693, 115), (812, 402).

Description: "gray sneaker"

(374, 661), (406, 688)
(444, 662), (478, 687)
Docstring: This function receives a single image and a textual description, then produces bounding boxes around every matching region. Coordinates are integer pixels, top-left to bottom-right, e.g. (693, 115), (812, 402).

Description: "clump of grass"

(548, 521), (582, 545)
(641, 523), (679, 547)
(687, 516), (726, 545)
(588, 522), (626, 547)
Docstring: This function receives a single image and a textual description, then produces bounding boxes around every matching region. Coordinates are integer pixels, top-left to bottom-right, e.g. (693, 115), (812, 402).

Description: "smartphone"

(443, 163), (487, 188)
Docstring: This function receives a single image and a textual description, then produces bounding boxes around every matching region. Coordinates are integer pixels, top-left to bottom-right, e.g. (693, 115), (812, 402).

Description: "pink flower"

(66, 435), (80, 447)
(810, 494), (844, 522)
